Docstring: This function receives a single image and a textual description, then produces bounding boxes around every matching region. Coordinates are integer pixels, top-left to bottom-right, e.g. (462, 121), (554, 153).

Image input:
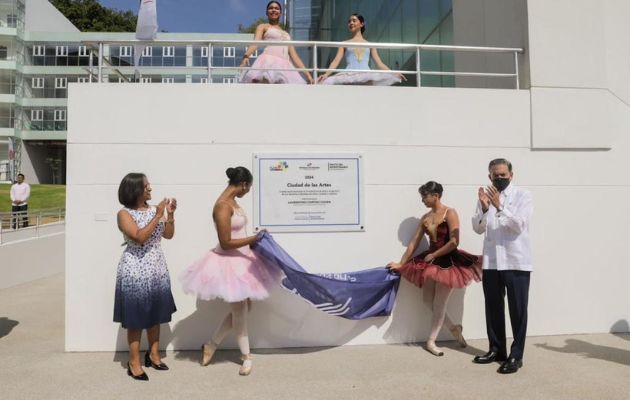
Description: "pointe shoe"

(145, 351), (169, 370)
(239, 357), (253, 376)
(450, 324), (468, 348)
(127, 362), (149, 381)
(201, 342), (217, 367)
(426, 340), (444, 357)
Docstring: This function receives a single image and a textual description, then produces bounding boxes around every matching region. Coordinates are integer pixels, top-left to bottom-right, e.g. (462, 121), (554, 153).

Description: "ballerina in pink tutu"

(180, 166), (282, 376)
(318, 14), (405, 86)
(239, 1), (313, 84)
(387, 181), (481, 357)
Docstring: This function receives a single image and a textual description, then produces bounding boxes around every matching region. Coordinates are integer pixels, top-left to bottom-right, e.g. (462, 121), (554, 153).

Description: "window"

(223, 47), (235, 58)
(55, 77), (67, 89)
(199, 77), (208, 84)
(78, 46), (89, 57)
(31, 110), (43, 121)
(7, 14), (17, 28)
(163, 46), (175, 57)
(140, 77), (152, 83)
(142, 46), (153, 57)
(162, 77), (174, 83)
(250, 49), (258, 58)
(32, 77), (44, 88)
(120, 46), (132, 57)
(223, 77), (236, 84)
(54, 110), (66, 121)
(200, 47), (209, 58)
(77, 77), (90, 83)
(0, 46), (8, 60)
(33, 46), (45, 56)
(55, 46), (68, 56)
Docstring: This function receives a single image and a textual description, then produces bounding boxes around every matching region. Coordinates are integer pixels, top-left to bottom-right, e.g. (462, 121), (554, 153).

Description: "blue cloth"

(345, 47), (371, 70)
(252, 232), (400, 320)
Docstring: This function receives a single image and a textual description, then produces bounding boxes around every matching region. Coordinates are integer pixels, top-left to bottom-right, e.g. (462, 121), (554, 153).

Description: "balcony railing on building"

(80, 39), (524, 89)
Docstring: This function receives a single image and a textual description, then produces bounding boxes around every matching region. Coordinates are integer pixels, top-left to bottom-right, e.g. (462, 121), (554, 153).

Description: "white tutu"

(322, 71), (401, 86)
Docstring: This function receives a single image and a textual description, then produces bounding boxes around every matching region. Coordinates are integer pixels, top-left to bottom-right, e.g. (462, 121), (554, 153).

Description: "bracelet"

(165, 219), (175, 224)
(242, 54), (250, 59)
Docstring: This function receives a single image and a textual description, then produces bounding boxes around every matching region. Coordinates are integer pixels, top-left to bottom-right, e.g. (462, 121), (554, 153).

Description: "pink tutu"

(239, 53), (307, 84)
(180, 247), (283, 302)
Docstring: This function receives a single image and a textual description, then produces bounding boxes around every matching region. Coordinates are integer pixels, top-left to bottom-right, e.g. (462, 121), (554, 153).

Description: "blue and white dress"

(322, 47), (401, 86)
(113, 207), (176, 329)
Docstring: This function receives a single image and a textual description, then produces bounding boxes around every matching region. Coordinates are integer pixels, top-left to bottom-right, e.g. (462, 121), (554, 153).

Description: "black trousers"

(11, 204), (28, 229)
(482, 269), (530, 360)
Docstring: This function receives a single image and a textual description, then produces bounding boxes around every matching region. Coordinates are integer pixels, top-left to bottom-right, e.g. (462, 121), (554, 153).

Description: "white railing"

(83, 39), (524, 89)
(0, 207), (65, 245)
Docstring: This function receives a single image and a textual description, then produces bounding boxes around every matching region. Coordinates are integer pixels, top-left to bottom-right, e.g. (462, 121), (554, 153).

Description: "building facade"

(0, 0), (251, 184)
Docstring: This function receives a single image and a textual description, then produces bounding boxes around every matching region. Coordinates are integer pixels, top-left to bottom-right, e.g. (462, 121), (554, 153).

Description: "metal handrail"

(82, 39), (524, 89)
(0, 207), (65, 245)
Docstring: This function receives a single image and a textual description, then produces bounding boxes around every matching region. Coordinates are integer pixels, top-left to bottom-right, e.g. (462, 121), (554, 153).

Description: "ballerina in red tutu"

(388, 181), (481, 357)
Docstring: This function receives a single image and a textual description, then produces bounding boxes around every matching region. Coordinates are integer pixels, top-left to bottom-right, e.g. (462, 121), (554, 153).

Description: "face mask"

(492, 177), (510, 192)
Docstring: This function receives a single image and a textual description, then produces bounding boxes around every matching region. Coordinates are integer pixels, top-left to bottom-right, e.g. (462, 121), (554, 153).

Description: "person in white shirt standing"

(471, 158), (533, 374)
(10, 173), (30, 229)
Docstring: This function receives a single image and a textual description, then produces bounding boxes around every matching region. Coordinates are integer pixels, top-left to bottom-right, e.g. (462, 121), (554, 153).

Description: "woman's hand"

(423, 253), (435, 263)
(305, 73), (314, 84)
(239, 57), (250, 68)
(398, 73), (408, 82)
(386, 262), (402, 271)
(155, 198), (168, 218)
(166, 198), (177, 215)
(317, 74), (329, 83)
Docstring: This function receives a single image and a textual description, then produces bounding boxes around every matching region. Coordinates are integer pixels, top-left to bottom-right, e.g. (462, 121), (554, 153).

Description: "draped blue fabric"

(252, 232), (400, 320)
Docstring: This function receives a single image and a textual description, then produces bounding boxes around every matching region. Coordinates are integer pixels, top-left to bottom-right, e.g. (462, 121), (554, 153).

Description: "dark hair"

(351, 13), (365, 34)
(226, 166), (253, 186)
(488, 158), (513, 172)
(17, 173), (24, 178)
(418, 181), (443, 197)
(118, 173), (146, 208)
(267, 1), (282, 11)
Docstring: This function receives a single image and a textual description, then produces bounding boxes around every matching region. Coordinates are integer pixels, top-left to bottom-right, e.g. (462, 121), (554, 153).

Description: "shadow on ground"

(0, 317), (19, 339)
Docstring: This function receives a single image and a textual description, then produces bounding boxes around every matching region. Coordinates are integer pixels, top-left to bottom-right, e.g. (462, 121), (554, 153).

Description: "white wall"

(65, 83), (630, 351)
(0, 232), (64, 289)
(25, 0), (79, 33)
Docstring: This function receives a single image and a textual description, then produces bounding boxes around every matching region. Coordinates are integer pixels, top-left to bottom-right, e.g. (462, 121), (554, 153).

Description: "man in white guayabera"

(10, 173), (31, 229)
(471, 158), (533, 374)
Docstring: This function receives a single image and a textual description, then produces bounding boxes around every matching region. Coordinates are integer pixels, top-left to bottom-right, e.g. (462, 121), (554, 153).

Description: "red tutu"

(398, 250), (482, 289)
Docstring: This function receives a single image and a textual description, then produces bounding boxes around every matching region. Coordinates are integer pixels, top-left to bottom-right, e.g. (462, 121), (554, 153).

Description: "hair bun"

(226, 168), (235, 179)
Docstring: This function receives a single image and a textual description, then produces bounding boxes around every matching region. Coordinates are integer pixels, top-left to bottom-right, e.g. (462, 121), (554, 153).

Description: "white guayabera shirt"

(472, 184), (533, 271)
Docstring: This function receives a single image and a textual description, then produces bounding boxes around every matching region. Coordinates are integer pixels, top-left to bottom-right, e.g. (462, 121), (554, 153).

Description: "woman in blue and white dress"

(318, 14), (405, 86)
(114, 173), (177, 381)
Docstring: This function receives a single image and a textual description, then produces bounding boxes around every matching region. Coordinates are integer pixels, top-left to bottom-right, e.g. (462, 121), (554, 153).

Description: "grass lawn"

(0, 184), (66, 213)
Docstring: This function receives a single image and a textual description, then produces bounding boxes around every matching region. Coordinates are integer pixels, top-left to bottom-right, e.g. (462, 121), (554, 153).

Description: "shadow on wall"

(534, 319), (630, 367)
(110, 215), (481, 356)
(0, 317), (19, 339)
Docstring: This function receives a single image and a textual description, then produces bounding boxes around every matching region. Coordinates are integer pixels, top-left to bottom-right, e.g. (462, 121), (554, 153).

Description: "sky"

(97, 0), (275, 33)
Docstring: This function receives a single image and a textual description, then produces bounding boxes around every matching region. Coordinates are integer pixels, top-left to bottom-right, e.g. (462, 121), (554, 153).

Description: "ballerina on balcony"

(239, 1), (313, 84)
(318, 14), (406, 86)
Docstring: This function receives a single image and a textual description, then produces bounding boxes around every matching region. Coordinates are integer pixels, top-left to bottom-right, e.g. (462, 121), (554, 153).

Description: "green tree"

(50, 0), (137, 32)
(238, 17), (268, 34)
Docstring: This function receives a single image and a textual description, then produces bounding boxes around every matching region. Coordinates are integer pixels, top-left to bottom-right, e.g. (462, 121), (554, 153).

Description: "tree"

(238, 17), (268, 34)
(50, 0), (137, 32)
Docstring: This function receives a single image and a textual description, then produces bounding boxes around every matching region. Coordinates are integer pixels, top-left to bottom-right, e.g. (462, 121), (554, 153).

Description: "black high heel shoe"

(145, 351), (169, 371)
(127, 362), (149, 381)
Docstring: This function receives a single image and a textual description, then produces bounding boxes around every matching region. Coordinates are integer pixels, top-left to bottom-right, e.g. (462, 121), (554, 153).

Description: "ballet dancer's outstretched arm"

(387, 214), (428, 270)
(317, 47), (346, 83)
(288, 46), (314, 84)
(370, 48), (407, 81)
(240, 23), (267, 67)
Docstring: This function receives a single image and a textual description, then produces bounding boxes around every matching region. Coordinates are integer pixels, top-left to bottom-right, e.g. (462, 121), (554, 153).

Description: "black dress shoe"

(498, 358), (523, 374)
(472, 351), (507, 364)
(145, 351), (169, 371)
(127, 362), (149, 381)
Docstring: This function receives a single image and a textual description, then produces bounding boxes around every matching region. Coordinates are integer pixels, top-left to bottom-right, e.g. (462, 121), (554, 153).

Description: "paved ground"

(1, 274), (629, 400)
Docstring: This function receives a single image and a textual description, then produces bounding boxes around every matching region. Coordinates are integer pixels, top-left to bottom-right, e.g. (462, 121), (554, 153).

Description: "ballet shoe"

(239, 357), (253, 376)
(450, 324), (468, 348)
(426, 340), (444, 357)
(201, 342), (217, 367)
